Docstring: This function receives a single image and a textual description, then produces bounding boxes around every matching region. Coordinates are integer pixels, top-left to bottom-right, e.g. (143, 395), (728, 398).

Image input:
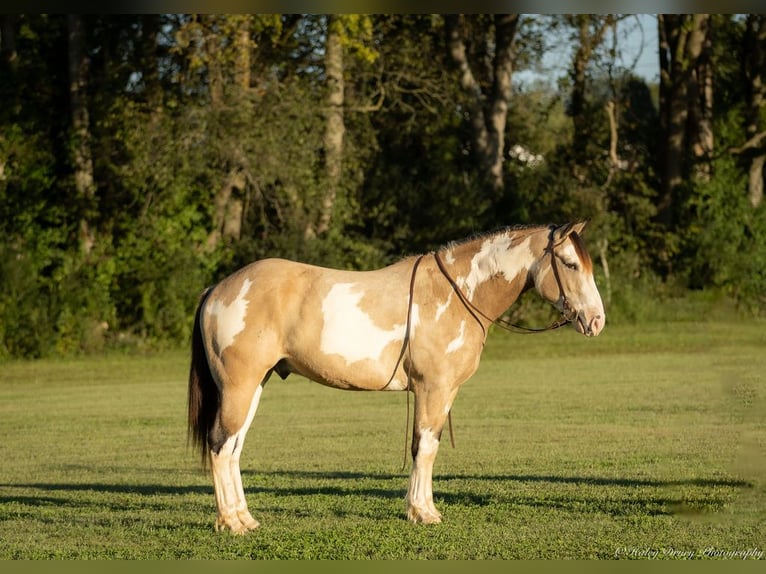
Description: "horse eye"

(565, 261), (579, 271)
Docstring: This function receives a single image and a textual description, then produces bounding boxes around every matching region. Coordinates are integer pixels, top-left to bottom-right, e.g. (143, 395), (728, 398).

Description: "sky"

(516, 14), (660, 88)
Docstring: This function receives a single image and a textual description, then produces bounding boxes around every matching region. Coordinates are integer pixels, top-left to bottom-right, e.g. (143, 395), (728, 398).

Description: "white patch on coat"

(446, 320), (466, 353)
(383, 377), (409, 391)
(557, 242), (579, 267)
(457, 234), (533, 300)
(321, 283), (418, 364)
(435, 292), (453, 322)
(206, 278), (252, 353)
(444, 250), (456, 265)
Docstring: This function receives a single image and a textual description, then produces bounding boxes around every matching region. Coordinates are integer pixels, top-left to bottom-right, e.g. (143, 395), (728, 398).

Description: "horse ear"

(552, 222), (577, 242)
(552, 220), (590, 244)
(572, 219), (590, 236)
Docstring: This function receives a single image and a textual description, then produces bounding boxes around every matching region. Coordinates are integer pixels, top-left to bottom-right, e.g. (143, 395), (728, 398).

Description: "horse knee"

(411, 427), (441, 460)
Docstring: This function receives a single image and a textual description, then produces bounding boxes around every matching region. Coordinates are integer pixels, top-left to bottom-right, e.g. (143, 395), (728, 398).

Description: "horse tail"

(187, 287), (217, 468)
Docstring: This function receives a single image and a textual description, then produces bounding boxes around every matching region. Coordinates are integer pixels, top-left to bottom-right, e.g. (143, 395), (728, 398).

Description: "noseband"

(544, 228), (579, 326)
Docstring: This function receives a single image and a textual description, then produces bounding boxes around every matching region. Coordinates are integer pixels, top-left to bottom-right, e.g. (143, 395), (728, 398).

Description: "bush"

(681, 156), (766, 314)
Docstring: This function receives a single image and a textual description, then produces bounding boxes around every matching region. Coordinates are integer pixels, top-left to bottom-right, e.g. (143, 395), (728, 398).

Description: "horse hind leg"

(210, 362), (270, 534)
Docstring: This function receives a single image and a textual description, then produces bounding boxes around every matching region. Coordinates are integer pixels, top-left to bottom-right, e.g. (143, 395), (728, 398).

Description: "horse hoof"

(215, 516), (253, 535)
(239, 515), (261, 531)
(237, 508), (260, 527)
(407, 507), (443, 524)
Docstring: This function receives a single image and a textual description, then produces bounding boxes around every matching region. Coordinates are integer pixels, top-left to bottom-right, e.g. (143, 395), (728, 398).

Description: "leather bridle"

(433, 226), (577, 337)
(382, 228), (580, 462)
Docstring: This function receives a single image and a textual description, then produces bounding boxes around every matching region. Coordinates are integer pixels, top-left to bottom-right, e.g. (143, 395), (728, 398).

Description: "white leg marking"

(212, 383), (264, 533)
(205, 278), (252, 353)
(212, 434), (244, 532)
(230, 384), (263, 530)
(321, 283), (420, 364)
(406, 428), (442, 524)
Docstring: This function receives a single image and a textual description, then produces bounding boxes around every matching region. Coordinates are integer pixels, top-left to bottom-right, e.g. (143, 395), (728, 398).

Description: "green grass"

(0, 321), (764, 559)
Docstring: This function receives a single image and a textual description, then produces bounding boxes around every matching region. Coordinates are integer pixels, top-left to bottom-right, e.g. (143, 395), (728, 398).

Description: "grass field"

(0, 320), (764, 559)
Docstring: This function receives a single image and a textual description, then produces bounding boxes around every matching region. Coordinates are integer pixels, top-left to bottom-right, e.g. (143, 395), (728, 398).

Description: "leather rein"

(383, 229), (579, 465)
(433, 229), (577, 337)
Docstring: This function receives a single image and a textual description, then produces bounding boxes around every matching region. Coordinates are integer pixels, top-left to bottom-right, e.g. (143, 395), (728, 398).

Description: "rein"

(379, 254), (455, 470)
(383, 230), (576, 469)
(432, 230), (576, 336)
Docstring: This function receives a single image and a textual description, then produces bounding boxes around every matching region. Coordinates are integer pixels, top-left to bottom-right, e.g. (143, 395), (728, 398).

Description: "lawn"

(0, 320), (763, 559)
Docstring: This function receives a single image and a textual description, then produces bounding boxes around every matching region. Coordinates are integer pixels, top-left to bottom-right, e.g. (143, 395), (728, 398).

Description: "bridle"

(433, 227), (578, 337)
(382, 228), (580, 463)
(383, 227), (579, 393)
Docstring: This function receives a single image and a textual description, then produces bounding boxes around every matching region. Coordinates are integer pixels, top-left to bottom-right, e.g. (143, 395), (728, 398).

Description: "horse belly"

(289, 290), (414, 390)
(283, 347), (406, 391)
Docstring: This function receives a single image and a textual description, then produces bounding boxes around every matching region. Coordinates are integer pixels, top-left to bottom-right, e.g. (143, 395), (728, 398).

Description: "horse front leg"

(406, 384), (459, 524)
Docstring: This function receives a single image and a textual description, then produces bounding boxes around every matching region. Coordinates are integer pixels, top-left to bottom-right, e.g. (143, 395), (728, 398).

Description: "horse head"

(532, 221), (605, 337)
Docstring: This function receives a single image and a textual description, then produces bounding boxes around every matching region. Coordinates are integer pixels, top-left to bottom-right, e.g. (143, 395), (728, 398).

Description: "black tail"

(187, 287), (218, 468)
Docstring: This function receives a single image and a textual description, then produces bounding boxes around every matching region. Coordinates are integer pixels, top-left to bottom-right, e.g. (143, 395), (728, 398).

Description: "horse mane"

(441, 223), (549, 251)
(438, 223), (594, 273)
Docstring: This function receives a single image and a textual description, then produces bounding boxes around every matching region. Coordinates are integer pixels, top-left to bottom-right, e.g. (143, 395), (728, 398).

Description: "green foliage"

(1, 14), (764, 357)
(681, 156), (766, 313)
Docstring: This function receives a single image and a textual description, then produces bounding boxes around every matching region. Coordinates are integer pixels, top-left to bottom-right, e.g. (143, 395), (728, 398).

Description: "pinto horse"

(188, 221), (605, 533)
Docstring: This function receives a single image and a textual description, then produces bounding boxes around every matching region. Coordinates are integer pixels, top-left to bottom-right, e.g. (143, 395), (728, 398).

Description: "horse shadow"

(0, 471), (751, 519)
(240, 469), (750, 516)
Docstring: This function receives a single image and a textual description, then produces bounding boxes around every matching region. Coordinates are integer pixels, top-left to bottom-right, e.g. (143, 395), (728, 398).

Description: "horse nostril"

(589, 314), (604, 336)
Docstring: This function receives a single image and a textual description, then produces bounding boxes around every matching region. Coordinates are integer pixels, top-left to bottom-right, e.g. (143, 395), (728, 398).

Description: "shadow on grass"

(243, 469), (752, 490)
(0, 470), (749, 519)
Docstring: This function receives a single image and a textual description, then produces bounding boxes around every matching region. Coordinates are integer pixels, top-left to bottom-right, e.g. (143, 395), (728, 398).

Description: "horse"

(187, 221), (605, 533)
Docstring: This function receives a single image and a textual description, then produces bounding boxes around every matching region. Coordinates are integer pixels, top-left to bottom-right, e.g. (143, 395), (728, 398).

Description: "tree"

(657, 14), (713, 227)
(566, 14), (617, 170)
(67, 14), (97, 254)
(740, 14), (766, 207)
(308, 14), (345, 239)
(445, 14), (520, 200)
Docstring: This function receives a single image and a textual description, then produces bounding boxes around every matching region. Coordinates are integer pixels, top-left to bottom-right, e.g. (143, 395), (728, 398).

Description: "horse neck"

(440, 227), (546, 320)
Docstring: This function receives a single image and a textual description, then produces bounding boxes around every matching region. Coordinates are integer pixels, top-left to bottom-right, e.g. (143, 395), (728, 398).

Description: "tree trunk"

(744, 15), (766, 207)
(568, 15), (614, 169)
(234, 15), (250, 91)
(689, 15), (714, 182)
(67, 14), (96, 255)
(657, 14), (712, 227)
(748, 155), (765, 208)
(486, 15), (518, 194)
(312, 14), (345, 238)
(1, 15), (17, 65)
(140, 15), (162, 113)
(204, 16), (251, 250)
(204, 15), (224, 109)
(446, 14), (519, 199)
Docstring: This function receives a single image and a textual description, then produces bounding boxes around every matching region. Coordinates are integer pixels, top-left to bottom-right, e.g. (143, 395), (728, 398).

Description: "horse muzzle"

(574, 312), (604, 337)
